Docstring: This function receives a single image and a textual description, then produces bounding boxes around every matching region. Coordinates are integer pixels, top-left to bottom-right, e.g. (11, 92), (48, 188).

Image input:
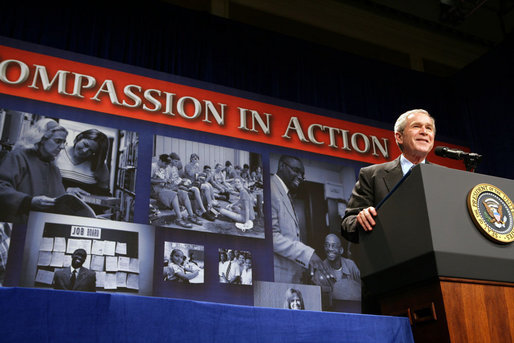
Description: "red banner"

(0, 45), (467, 168)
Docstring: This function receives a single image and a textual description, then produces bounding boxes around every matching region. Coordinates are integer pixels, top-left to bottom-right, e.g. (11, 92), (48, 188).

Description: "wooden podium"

(355, 164), (514, 343)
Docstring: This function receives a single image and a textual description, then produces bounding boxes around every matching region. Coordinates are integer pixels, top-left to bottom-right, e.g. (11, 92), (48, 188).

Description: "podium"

(356, 164), (514, 343)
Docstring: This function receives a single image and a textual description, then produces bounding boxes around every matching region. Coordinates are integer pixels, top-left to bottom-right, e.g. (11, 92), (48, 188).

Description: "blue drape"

(0, 287), (414, 343)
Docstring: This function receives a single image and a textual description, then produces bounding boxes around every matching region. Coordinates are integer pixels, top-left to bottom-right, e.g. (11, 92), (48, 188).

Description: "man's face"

(71, 250), (86, 269)
(233, 178), (243, 190)
(227, 250), (234, 260)
(244, 259), (251, 270)
(324, 235), (342, 262)
(171, 158), (180, 167)
(158, 159), (170, 168)
(279, 158), (305, 192)
(395, 112), (435, 161)
(237, 254), (245, 265)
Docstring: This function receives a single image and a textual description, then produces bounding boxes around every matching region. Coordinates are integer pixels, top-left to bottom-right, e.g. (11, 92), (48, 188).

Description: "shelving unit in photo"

(115, 131), (139, 222)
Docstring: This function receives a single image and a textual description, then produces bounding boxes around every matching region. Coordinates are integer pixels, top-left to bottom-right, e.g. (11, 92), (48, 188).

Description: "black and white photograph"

(0, 108), (139, 223)
(218, 248), (252, 285)
(0, 222), (12, 287)
(253, 281), (322, 311)
(163, 241), (204, 284)
(149, 135), (265, 239)
(270, 153), (362, 312)
(19, 212), (155, 295)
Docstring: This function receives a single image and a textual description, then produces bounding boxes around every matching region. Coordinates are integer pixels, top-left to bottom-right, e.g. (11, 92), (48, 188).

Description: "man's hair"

(73, 248), (87, 258)
(190, 153), (199, 161)
(159, 154), (170, 163)
(277, 155), (302, 172)
(393, 109), (435, 134)
(169, 152), (180, 161)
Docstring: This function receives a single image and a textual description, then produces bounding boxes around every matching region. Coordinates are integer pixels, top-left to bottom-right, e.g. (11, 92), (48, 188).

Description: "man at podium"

(341, 109), (435, 243)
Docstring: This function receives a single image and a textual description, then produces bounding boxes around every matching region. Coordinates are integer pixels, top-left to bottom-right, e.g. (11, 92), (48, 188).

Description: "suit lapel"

(63, 267), (71, 279)
(75, 267), (87, 290)
(62, 267), (72, 289)
(382, 157), (403, 193)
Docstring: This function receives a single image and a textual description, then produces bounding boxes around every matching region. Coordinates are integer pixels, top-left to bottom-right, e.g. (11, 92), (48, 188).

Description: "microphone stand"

(463, 153), (482, 172)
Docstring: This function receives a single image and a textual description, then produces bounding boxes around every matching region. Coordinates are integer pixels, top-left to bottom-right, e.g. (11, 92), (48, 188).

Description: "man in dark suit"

(341, 109), (435, 243)
(53, 248), (96, 292)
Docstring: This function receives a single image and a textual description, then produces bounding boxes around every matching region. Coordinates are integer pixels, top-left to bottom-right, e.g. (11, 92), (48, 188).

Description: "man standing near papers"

(341, 109), (435, 243)
(53, 248), (96, 292)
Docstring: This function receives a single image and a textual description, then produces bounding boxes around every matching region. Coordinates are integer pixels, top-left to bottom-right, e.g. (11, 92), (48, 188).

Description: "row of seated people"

(150, 153), (263, 230)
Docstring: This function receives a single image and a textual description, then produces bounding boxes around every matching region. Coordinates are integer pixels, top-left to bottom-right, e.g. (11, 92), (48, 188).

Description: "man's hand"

(356, 206), (377, 231)
(311, 269), (333, 291)
(66, 187), (90, 198)
(308, 253), (334, 282)
(31, 195), (56, 210)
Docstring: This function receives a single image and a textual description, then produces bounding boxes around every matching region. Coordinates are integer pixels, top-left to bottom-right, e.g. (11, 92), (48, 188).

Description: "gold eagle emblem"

(483, 199), (504, 224)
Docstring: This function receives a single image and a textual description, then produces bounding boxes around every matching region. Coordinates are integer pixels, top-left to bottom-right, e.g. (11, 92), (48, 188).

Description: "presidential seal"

(467, 183), (514, 244)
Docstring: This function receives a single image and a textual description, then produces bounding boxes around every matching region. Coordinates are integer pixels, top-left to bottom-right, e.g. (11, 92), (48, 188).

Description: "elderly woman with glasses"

(0, 118), (68, 223)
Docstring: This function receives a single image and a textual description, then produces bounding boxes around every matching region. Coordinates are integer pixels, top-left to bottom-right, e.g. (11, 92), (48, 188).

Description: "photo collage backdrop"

(0, 42), (368, 312)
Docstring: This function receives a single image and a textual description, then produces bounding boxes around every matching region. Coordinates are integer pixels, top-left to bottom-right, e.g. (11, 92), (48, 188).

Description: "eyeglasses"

(283, 161), (305, 178)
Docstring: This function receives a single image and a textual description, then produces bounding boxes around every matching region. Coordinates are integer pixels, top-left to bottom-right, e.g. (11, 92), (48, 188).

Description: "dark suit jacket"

(53, 266), (96, 292)
(341, 157), (403, 243)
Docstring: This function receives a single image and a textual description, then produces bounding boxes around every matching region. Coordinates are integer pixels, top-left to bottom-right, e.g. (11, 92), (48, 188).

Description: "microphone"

(435, 146), (482, 160)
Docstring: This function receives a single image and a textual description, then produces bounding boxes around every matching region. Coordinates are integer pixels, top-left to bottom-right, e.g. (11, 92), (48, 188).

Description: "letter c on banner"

(307, 124), (325, 145)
